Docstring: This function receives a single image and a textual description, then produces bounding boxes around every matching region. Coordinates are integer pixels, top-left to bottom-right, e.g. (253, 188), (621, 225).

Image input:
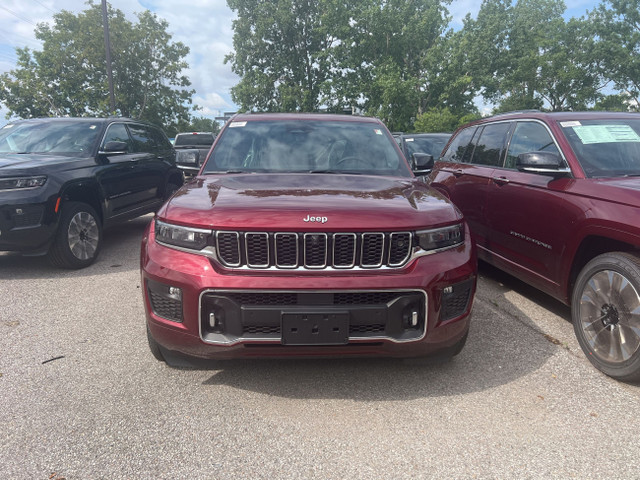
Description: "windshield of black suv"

(174, 133), (215, 147)
(203, 119), (411, 176)
(404, 134), (450, 158)
(561, 119), (640, 178)
(0, 120), (101, 156)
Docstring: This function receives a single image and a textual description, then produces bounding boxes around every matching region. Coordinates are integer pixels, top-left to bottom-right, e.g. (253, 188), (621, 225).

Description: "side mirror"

(516, 151), (570, 176)
(99, 141), (129, 155)
(412, 153), (434, 175)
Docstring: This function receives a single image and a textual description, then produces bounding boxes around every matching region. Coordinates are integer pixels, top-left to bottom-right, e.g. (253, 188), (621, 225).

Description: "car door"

(431, 122), (511, 249)
(484, 120), (577, 296)
(97, 122), (147, 217)
(126, 123), (167, 208)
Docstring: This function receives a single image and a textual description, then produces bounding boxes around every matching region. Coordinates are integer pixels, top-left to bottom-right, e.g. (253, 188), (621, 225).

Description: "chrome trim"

(275, 232), (299, 269)
(388, 232), (412, 267)
(361, 232), (385, 268)
(216, 231), (241, 267)
(245, 232), (270, 268)
(303, 232), (328, 269)
(198, 288), (428, 346)
(333, 232), (357, 269)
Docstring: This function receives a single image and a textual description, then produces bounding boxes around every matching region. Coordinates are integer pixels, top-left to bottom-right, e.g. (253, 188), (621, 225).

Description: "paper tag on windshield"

(572, 125), (640, 144)
(406, 138), (414, 142)
(229, 121), (247, 128)
(374, 129), (383, 135)
(560, 121), (581, 127)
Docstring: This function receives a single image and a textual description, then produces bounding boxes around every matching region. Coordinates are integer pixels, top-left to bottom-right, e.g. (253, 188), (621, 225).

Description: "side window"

(505, 122), (560, 169)
(101, 123), (133, 151)
(470, 123), (511, 167)
(440, 126), (477, 163)
(149, 126), (172, 151)
(127, 124), (157, 153)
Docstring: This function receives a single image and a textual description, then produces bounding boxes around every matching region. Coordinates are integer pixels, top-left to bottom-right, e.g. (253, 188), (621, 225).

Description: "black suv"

(0, 117), (183, 268)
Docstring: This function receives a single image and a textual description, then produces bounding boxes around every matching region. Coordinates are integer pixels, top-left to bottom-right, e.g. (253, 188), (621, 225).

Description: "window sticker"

(572, 125), (640, 144)
(560, 121), (581, 128)
(374, 129), (383, 135)
(2, 124), (14, 129)
(405, 138), (414, 142)
(229, 121), (247, 128)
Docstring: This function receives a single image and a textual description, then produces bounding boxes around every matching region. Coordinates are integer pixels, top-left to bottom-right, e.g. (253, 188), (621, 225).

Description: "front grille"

(215, 231), (413, 270)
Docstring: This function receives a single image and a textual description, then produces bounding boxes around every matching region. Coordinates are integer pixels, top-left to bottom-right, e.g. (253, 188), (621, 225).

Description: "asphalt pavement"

(1, 214), (639, 479)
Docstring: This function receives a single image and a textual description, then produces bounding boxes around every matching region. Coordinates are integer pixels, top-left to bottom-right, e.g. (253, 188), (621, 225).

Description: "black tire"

(572, 252), (640, 382)
(49, 201), (102, 269)
(146, 324), (165, 362)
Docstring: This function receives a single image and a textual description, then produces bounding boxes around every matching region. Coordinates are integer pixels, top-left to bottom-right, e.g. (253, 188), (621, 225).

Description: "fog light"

(168, 286), (182, 300)
(443, 286), (453, 295)
(410, 310), (418, 327)
(403, 306), (420, 329)
(209, 312), (217, 329)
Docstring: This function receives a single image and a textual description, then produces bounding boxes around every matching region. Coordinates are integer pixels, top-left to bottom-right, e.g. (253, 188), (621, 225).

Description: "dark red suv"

(429, 111), (640, 381)
(141, 113), (476, 363)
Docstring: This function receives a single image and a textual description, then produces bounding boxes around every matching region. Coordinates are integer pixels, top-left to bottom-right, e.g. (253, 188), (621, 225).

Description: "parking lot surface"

(1, 214), (639, 479)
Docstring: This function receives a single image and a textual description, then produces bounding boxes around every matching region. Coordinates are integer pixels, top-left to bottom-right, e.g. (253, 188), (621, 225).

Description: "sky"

(0, 0), (602, 123)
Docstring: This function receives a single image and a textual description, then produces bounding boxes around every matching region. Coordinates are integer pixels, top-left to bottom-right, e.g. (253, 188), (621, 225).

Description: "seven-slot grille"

(215, 231), (412, 269)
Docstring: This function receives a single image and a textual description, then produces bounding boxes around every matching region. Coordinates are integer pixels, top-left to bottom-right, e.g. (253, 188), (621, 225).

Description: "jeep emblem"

(303, 214), (328, 224)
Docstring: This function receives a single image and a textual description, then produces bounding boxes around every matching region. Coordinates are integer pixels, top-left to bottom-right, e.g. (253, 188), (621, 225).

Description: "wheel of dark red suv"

(49, 201), (102, 269)
(146, 324), (165, 362)
(572, 252), (640, 382)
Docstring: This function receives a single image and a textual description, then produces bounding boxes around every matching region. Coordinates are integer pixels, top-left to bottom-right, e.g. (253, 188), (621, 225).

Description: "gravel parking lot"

(1, 214), (639, 479)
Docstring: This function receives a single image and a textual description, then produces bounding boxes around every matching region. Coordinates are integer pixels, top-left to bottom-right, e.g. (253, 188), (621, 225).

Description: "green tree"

(0, 2), (194, 130)
(186, 116), (221, 134)
(226, 0), (349, 112)
(591, 0), (640, 108)
(464, 0), (603, 112)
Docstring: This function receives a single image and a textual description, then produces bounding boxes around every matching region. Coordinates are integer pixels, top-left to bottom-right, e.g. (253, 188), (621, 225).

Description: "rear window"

(174, 133), (215, 147)
(203, 119), (411, 176)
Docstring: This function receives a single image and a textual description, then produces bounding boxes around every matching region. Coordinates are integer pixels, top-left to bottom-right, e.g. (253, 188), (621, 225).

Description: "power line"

(0, 5), (38, 27)
(28, 0), (56, 14)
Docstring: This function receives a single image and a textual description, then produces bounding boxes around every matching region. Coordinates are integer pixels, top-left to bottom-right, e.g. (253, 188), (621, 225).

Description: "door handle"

(492, 176), (510, 185)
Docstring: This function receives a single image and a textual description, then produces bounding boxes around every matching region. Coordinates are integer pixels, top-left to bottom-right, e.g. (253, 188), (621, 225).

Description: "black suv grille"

(215, 231), (412, 269)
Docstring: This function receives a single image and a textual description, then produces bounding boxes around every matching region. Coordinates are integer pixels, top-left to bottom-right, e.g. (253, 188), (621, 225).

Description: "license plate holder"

(281, 311), (349, 345)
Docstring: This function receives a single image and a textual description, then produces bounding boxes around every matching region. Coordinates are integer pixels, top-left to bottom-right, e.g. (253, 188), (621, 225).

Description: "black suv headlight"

(155, 219), (211, 250)
(416, 223), (464, 252)
(0, 175), (47, 190)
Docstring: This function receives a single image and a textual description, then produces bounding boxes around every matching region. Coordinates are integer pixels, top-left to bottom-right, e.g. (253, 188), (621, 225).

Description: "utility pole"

(101, 0), (116, 114)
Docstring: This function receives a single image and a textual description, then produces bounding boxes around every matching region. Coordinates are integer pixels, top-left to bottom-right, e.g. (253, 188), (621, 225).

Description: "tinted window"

(505, 122), (560, 169)
(470, 123), (511, 167)
(128, 124), (158, 153)
(561, 118), (640, 178)
(174, 133), (215, 147)
(101, 123), (133, 151)
(405, 135), (450, 158)
(440, 127), (476, 163)
(204, 119), (411, 176)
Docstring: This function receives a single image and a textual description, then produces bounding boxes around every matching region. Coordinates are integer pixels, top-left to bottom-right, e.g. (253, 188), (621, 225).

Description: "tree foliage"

(0, 2), (194, 131)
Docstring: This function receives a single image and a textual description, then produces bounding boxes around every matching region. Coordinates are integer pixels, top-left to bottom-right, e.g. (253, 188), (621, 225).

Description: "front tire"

(572, 252), (640, 382)
(49, 201), (102, 269)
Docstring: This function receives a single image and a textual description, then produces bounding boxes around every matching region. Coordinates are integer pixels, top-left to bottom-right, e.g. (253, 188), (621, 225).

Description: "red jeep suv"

(429, 111), (640, 381)
(141, 113), (476, 363)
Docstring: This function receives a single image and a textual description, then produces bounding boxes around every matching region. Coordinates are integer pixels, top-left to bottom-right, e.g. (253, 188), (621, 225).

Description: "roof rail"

(492, 109), (541, 117)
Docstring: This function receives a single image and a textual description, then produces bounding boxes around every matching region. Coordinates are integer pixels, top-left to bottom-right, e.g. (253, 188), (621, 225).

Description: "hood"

(0, 153), (86, 174)
(160, 173), (461, 230)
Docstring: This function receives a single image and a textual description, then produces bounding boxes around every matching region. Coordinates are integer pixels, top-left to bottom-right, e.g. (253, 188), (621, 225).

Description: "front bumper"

(0, 188), (59, 253)
(141, 222), (477, 360)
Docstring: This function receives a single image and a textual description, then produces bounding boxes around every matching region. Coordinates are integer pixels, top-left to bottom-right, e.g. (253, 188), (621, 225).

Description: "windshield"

(561, 119), (640, 178)
(0, 120), (101, 156)
(404, 134), (450, 158)
(174, 133), (215, 147)
(203, 119), (411, 176)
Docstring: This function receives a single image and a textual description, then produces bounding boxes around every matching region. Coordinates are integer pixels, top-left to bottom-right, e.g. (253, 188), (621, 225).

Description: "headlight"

(155, 219), (211, 250)
(176, 150), (200, 165)
(0, 175), (47, 190)
(416, 223), (464, 251)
